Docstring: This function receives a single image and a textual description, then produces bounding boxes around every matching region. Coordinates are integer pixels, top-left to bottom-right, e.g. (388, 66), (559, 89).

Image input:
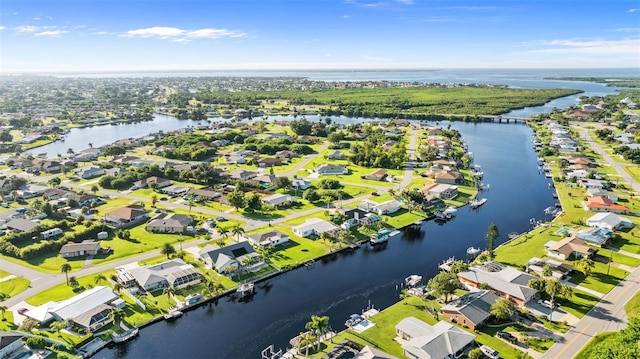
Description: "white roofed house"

(59, 240), (101, 258)
(23, 286), (120, 333)
(126, 258), (203, 292)
(244, 230), (290, 247)
(262, 193), (297, 208)
(457, 262), (538, 307)
(292, 218), (340, 239)
(395, 317), (476, 359)
(586, 212), (635, 231)
(74, 165), (105, 179)
(316, 163), (348, 175)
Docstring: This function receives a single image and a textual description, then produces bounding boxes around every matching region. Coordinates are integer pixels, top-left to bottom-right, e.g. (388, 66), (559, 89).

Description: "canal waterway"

(96, 120), (555, 359)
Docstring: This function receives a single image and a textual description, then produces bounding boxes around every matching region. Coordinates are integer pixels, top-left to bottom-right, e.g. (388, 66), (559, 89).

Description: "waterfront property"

(198, 241), (265, 274)
(545, 236), (596, 260)
(125, 258), (203, 292)
(457, 262), (538, 306)
(526, 257), (573, 280)
(291, 218), (340, 238)
(0, 331), (24, 358)
(395, 317), (476, 359)
(441, 290), (499, 331)
(422, 183), (459, 200)
(585, 212), (635, 231)
(243, 230), (290, 247)
(22, 286), (120, 333)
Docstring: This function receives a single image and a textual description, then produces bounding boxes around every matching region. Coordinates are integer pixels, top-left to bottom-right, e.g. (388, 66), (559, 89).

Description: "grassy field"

(0, 276), (30, 299)
(624, 290), (640, 319)
(27, 268), (116, 306)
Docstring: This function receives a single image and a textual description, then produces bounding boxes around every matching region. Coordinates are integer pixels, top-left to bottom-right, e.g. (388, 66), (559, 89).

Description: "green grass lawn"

(381, 209), (426, 229)
(0, 277), (30, 299)
(0, 269), (9, 278)
(0, 253), (85, 274)
(27, 268), (116, 306)
(624, 289), (640, 318)
(559, 288), (601, 319)
(574, 331), (616, 359)
(568, 258), (628, 294)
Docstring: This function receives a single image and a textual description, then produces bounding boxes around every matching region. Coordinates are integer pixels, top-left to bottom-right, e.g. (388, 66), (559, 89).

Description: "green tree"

(0, 305), (7, 321)
(151, 194), (158, 207)
(227, 190), (246, 211)
(216, 226), (230, 240)
(297, 331), (317, 359)
(575, 257), (595, 276)
(490, 298), (516, 321)
(485, 222), (500, 256)
(468, 348), (483, 359)
(427, 271), (460, 303)
(94, 273), (107, 286)
(50, 320), (66, 334)
(61, 263), (72, 285)
(0, 130), (13, 143)
(161, 242), (176, 259)
(163, 287), (176, 305)
(542, 264), (553, 277)
(109, 308), (126, 328)
(528, 278), (573, 320)
(305, 315), (331, 349)
(449, 260), (469, 274)
(48, 177), (61, 187)
(90, 184), (99, 194)
(68, 276), (79, 290)
(231, 223), (245, 241)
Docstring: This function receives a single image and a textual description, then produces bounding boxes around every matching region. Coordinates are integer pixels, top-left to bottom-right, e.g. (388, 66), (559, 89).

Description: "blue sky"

(1, 0), (638, 72)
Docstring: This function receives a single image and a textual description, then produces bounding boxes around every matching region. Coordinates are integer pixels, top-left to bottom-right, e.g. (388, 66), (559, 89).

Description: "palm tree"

(109, 308), (126, 328)
(216, 226), (229, 240)
(575, 257), (595, 276)
(305, 315), (331, 349)
(449, 260), (469, 274)
(297, 331), (317, 359)
(542, 264), (553, 277)
(0, 305), (7, 321)
(163, 287), (176, 305)
(529, 278), (573, 321)
(151, 194), (158, 207)
(161, 242), (176, 259)
(94, 273), (107, 286)
(90, 184), (99, 195)
(231, 223), (245, 241)
(113, 282), (123, 292)
(186, 198), (195, 215)
(60, 263), (72, 285)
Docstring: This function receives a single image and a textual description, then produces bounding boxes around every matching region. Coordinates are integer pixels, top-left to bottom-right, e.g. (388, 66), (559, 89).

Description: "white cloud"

(343, 15), (351, 19)
(361, 55), (390, 61)
(34, 30), (68, 37)
(0, 26), (5, 31)
(527, 38), (640, 55)
(395, 0), (414, 4)
(14, 25), (39, 33)
(123, 26), (245, 41)
(629, 8), (639, 13)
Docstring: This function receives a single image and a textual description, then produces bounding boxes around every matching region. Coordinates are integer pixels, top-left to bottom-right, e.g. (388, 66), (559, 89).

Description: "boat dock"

(438, 257), (456, 272)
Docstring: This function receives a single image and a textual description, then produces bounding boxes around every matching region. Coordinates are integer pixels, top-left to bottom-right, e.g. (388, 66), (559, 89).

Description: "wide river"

(37, 69), (632, 358)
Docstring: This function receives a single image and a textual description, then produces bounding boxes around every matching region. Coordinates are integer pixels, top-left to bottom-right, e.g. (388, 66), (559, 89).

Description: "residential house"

(0, 331), (24, 359)
(359, 199), (402, 215)
(59, 240), (102, 258)
(228, 169), (258, 181)
(457, 263), (538, 306)
(292, 218), (340, 238)
(75, 166), (105, 179)
(160, 185), (192, 197)
(292, 179), (312, 190)
(422, 183), (458, 200)
(199, 242), (265, 273)
(224, 154), (246, 164)
(352, 346), (398, 359)
(5, 218), (39, 232)
(23, 286), (119, 332)
(33, 159), (61, 173)
(586, 212), (635, 231)
(433, 171), (464, 185)
(576, 227), (612, 246)
(430, 160), (458, 172)
(441, 290), (500, 331)
(395, 317), (476, 359)
(16, 183), (48, 199)
(188, 188), (222, 200)
(104, 205), (149, 228)
(316, 163), (348, 175)
(131, 176), (171, 190)
(327, 151), (347, 160)
(65, 193), (100, 207)
(366, 169), (388, 181)
(583, 196), (630, 214)
(145, 213), (193, 233)
(275, 150), (298, 160)
(257, 158), (283, 167)
(262, 193), (297, 207)
(338, 207), (380, 230)
(127, 259), (202, 291)
(251, 174), (277, 187)
(244, 230), (290, 247)
(579, 179), (607, 190)
(526, 257), (573, 280)
(105, 167), (128, 177)
(43, 188), (70, 201)
(545, 236), (596, 260)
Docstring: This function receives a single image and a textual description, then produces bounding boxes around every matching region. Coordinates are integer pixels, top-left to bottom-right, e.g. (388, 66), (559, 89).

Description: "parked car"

(216, 216), (227, 222)
(160, 197), (168, 201)
(496, 331), (517, 344)
(538, 299), (556, 309)
(480, 345), (500, 359)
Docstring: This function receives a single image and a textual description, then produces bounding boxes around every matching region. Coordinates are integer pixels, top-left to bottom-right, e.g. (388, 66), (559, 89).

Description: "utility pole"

(607, 248), (613, 275)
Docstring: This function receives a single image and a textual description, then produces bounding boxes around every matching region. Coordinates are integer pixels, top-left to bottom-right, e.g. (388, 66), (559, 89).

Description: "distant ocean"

(53, 67), (639, 88)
